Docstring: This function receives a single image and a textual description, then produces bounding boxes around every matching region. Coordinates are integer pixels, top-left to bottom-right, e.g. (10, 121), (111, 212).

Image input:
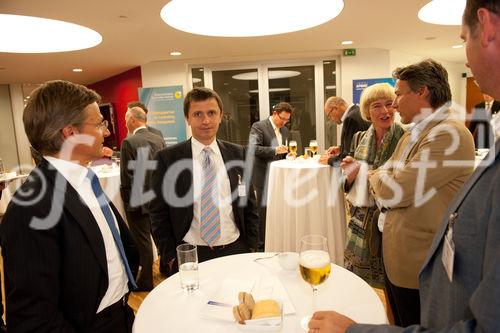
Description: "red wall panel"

(88, 66), (142, 148)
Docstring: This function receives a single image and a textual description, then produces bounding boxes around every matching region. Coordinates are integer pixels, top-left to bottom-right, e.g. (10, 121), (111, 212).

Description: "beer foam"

(299, 250), (330, 268)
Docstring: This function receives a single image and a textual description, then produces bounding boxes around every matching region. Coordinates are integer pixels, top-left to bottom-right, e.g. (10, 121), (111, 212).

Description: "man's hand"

(318, 153), (332, 165)
(308, 311), (355, 333)
(102, 146), (113, 157)
(340, 156), (361, 186)
(326, 146), (341, 156)
(275, 145), (289, 155)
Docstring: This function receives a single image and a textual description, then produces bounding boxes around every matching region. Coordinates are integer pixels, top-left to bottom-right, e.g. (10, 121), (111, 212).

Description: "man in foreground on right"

(308, 0), (500, 332)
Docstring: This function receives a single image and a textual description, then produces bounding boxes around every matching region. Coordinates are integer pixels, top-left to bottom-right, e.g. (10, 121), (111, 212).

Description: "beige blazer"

(369, 113), (475, 289)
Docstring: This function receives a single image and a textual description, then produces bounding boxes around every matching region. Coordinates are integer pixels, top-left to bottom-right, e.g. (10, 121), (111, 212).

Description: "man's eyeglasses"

(82, 120), (109, 131)
(277, 114), (291, 123)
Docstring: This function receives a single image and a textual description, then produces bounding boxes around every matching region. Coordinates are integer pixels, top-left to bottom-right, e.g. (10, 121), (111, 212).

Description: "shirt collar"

(340, 104), (354, 123)
(191, 137), (220, 158)
(409, 104), (449, 141)
(44, 155), (89, 188)
(133, 126), (147, 135)
(268, 116), (279, 132)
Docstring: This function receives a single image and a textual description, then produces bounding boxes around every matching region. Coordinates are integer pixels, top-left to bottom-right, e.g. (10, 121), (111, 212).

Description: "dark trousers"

(125, 209), (153, 289)
(89, 297), (134, 333)
(196, 238), (249, 263)
(384, 271), (420, 327)
(255, 186), (267, 248)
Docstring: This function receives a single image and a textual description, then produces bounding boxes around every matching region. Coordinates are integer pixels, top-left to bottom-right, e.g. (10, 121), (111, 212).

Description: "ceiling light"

(161, 0), (344, 37)
(452, 44), (463, 49)
(73, 68), (83, 72)
(249, 88), (291, 93)
(0, 14), (102, 53)
(170, 51), (182, 56)
(233, 70), (301, 81)
(325, 85), (336, 90)
(341, 40), (353, 45)
(192, 78), (202, 83)
(418, 0), (466, 25)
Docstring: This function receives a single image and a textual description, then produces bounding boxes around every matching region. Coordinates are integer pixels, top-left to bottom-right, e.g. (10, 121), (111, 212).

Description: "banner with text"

(138, 86), (186, 146)
(352, 78), (396, 104)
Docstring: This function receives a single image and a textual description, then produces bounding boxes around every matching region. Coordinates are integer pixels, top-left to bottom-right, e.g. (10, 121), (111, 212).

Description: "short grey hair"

(127, 106), (147, 122)
(325, 96), (348, 108)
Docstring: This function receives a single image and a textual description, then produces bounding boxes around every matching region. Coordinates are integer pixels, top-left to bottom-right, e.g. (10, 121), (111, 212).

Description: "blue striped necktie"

(86, 169), (138, 290)
(200, 147), (221, 246)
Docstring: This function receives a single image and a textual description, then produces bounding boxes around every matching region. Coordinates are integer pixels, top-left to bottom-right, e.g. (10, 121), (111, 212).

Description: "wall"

(88, 66), (143, 147)
(0, 85), (19, 171)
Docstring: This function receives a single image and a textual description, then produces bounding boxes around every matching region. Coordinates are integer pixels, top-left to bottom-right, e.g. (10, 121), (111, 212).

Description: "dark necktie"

(86, 169), (138, 290)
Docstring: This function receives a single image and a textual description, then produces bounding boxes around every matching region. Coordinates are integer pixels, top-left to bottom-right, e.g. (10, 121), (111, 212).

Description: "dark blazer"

(120, 127), (166, 213)
(349, 133), (500, 333)
(469, 100), (500, 149)
(249, 119), (290, 192)
(149, 139), (259, 274)
(328, 105), (370, 166)
(147, 125), (164, 139)
(0, 159), (139, 333)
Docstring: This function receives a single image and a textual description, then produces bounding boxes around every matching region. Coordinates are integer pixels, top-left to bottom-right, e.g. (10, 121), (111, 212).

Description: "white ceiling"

(0, 0), (466, 85)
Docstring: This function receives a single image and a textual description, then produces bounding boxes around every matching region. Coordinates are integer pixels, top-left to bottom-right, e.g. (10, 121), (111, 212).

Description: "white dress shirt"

(268, 117), (283, 147)
(183, 138), (240, 246)
(133, 125), (147, 135)
(44, 156), (129, 313)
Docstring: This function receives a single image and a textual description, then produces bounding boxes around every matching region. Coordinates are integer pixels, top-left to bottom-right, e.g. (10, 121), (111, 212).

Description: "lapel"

(217, 140), (238, 194)
(264, 119), (280, 146)
(41, 160), (108, 275)
(422, 139), (500, 269)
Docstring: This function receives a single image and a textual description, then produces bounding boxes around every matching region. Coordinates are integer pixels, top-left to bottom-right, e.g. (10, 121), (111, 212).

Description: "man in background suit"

(127, 101), (164, 139)
(0, 80), (139, 332)
(469, 93), (500, 149)
(307, 1), (499, 332)
(149, 87), (259, 276)
(319, 96), (370, 165)
(249, 102), (291, 248)
(120, 106), (166, 291)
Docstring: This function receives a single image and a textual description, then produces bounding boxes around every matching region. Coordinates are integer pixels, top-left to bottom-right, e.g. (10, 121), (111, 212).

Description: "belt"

(96, 295), (128, 319)
(196, 241), (235, 251)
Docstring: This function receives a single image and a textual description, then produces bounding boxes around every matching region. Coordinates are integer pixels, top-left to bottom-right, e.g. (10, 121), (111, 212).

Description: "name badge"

(441, 226), (455, 282)
(238, 183), (246, 197)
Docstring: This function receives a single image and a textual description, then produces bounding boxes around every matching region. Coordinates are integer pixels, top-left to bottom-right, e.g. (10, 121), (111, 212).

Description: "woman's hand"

(340, 156), (360, 186)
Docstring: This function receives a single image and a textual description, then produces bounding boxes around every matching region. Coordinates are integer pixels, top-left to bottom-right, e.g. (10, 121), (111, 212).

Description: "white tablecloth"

(133, 253), (387, 333)
(265, 159), (347, 265)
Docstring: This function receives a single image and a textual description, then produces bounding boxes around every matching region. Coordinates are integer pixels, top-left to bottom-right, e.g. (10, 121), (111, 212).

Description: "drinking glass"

(298, 235), (331, 330)
(176, 244), (199, 292)
(309, 140), (318, 155)
(289, 140), (298, 155)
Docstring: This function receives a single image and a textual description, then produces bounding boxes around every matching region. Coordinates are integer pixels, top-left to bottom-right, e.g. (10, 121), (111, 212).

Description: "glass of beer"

(298, 234), (331, 330)
(289, 140), (298, 155)
(309, 140), (318, 155)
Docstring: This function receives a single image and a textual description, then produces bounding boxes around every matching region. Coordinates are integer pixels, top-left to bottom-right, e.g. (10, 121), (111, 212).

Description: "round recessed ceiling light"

(170, 51), (182, 56)
(161, 0), (344, 37)
(233, 70), (301, 81)
(0, 14), (102, 53)
(192, 78), (202, 83)
(452, 44), (463, 49)
(418, 0), (466, 25)
(341, 40), (353, 45)
(73, 68), (83, 72)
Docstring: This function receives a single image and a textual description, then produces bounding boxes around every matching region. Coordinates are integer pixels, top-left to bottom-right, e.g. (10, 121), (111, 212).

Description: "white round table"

(133, 253), (387, 333)
(265, 159), (347, 265)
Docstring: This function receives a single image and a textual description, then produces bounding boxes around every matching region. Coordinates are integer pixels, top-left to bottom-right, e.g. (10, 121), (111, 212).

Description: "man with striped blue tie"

(150, 87), (260, 276)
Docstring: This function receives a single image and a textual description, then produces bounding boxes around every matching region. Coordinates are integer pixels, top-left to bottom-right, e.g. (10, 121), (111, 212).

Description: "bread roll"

(238, 292), (255, 311)
(251, 300), (281, 320)
(232, 303), (251, 324)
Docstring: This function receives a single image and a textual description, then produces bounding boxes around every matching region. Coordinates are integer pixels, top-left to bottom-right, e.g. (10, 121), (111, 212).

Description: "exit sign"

(343, 49), (356, 56)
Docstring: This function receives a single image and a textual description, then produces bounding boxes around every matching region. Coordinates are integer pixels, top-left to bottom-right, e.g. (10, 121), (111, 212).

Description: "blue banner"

(352, 78), (396, 104)
(138, 86), (187, 146)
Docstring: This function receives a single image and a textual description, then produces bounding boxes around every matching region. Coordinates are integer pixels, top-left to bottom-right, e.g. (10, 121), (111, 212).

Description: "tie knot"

(203, 147), (213, 155)
(86, 168), (98, 183)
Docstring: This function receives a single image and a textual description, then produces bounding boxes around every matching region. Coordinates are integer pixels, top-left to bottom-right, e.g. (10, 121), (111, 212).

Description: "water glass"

(176, 243), (199, 292)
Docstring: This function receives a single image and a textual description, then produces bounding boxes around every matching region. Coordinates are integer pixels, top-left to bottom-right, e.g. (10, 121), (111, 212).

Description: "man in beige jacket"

(366, 59), (475, 327)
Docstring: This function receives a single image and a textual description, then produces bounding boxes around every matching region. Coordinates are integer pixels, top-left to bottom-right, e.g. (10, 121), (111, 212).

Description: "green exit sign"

(343, 49), (356, 56)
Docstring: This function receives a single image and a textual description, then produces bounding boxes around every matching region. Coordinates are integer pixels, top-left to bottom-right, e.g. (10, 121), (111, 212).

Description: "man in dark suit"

(0, 80), (139, 332)
(469, 93), (500, 149)
(127, 101), (164, 139)
(149, 87), (259, 276)
(307, 1), (500, 332)
(120, 106), (166, 291)
(319, 96), (370, 165)
(248, 102), (291, 248)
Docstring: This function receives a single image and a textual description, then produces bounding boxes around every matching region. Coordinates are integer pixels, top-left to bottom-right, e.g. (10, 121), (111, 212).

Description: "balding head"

(125, 106), (147, 133)
(324, 96), (348, 124)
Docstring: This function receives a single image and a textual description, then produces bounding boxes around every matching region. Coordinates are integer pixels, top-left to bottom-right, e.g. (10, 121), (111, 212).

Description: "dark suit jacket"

(349, 133), (500, 333)
(149, 139), (259, 275)
(249, 119), (290, 192)
(120, 127), (166, 213)
(328, 105), (370, 166)
(147, 125), (164, 139)
(469, 101), (500, 149)
(0, 159), (139, 333)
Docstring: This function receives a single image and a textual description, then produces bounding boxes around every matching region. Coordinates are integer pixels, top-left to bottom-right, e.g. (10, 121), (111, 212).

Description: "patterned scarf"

(353, 122), (405, 168)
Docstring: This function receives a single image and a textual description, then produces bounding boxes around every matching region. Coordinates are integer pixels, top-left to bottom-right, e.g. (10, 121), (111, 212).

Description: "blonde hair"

(359, 83), (396, 121)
